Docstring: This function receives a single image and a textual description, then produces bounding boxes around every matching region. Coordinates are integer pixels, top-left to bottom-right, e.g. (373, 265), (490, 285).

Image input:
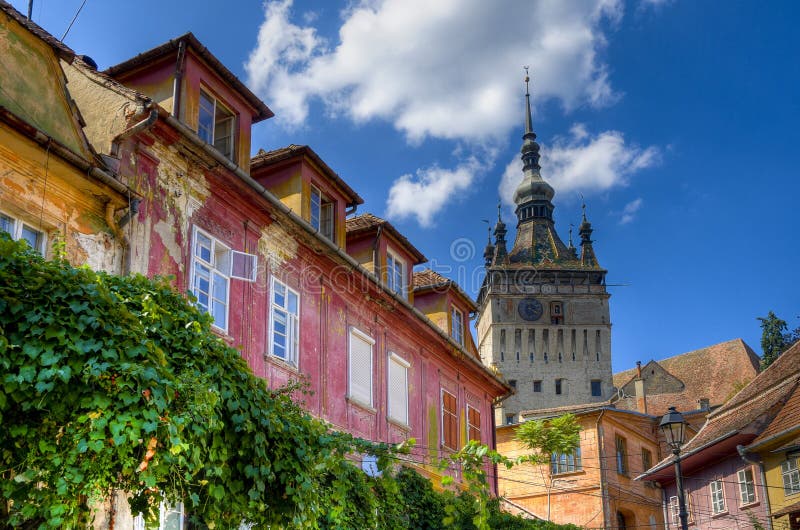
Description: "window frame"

(555, 378), (563, 395)
(591, 379), (602, 397)
(782, 457), (800, 496)
(387, 352), (410, 426)
(386, 250), (406, 297)
(0, 211), (45, 253)
(451, 306), (465, 346)
(269, 277), (300, 366)
(310, 186), (335, 241)
(550, 446), (582, 475)
(466, 404), (481, 443)
(533, 380), (542, 392)
(615, 435), (628, 475)
(710, 479), (726, 514)
(198, 88), (236, 161)
(737, 467), (757, 506)
(441, 389), (458, 450)
(348, 327), (375, 408)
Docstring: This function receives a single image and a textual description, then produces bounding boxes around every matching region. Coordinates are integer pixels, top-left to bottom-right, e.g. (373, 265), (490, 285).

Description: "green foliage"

(758, 310), (791, 368)
(515, 413), (581, 465)
(0, 237), (394, 528)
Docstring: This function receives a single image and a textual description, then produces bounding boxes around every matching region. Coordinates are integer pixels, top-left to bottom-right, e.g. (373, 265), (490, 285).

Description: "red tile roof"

(345, 213), (427, 264)
(105, 33), (273, 122)
(412, 269), (477, 311)
(613, 338), (760, 415)
(250, 145), (363, 205)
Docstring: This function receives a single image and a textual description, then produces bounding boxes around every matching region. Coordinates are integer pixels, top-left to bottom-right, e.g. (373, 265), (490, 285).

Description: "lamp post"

(660, 407), (689, 530)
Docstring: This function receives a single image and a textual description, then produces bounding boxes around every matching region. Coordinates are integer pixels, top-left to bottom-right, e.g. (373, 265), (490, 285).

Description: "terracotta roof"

(0, 1), (75, 62)
(412, 269), (477, 311)
(104, 33), (273, 122)
(613, 338), (760, 414)
(643, 341), (800, 478)
(747, 383), (800, 448)
(345, 213), (427, 264)
(250, 145), (363, 206)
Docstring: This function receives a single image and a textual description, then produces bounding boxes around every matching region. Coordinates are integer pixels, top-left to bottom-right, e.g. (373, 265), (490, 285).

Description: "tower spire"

(520, 66), (541, 174)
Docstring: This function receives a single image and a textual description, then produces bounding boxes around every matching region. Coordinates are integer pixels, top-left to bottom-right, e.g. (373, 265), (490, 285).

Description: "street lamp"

(660, 407), (688, 530)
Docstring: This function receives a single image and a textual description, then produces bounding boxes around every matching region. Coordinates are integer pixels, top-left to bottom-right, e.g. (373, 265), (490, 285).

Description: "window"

(555, 378), (563, 395)
(133, 501), (183, 530)
(310, 186), (335, 241)
(451, 307), (464, 346)
(551, 447), (582, 475)
(190, 227), (256, 331)
(505, 413), (515, 426)
(0, 212), (44, 253)
(550, 301), (563, 325)
(669, 496), (679, 525)
(442, 389), (458, 450)
(782, 457), (800, 496)
(615, 435), (628, 475)
(591, 380), (602, 397)
(467, 405), (481, 442)
(269, 278), (299, 365)
(533, 380), (542, 392)
(710, 479), (726, 514)
(737, 467), (756, 505)
(641, 448), (652, 473)
(508, 379), (517, 390)
(386, 251), (406, 297)
(348, 328), (374, 407)
(388, 353), (410, 425)
(198, 90), (236, 160)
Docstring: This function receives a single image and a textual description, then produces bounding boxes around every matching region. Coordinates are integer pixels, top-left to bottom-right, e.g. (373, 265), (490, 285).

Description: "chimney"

(634, 361), (647, 414)
(698, 398), (710, 411)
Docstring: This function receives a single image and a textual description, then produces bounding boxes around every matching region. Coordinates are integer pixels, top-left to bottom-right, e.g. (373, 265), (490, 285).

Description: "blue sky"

(15, 0), (800, 372)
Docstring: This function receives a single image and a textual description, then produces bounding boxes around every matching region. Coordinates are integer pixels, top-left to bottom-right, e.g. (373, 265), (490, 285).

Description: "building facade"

(476, 77), (612, 424)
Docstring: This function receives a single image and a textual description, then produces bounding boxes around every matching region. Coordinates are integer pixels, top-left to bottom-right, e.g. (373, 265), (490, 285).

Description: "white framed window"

(669, 496), (679, 525)
(269, 277), (299, 366)
(782, 457), (800, 496)
(190, 227), (256, 331)
(386, 251), (405, 297)
(467, 405), (481, 442)
(0, 212), (44, 253)
(550, 447), (582, 474)
(737, 467), (756, 505)
(451, 307), (464, 346)
(198, 89), (236, 160)
(133, 501), (184, 530)
(310, 186), (335, 241)
(710, 479), (726, 514)
(348, 328), (374, 407)
(387, 352), (410, 425)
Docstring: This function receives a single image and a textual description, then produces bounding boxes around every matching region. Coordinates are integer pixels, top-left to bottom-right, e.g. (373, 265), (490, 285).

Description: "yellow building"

(0, 5), (131, 268)
(497, 404), (666, 529)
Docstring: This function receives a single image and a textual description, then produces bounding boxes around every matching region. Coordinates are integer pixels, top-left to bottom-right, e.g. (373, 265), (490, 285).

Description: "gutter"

(110, 103), (158, 157)
(161, 112), (510, 394)
(635, 431), (739, 481)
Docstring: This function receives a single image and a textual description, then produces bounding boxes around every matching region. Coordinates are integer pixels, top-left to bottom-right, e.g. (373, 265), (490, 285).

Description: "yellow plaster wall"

(762, 452), (800, 518)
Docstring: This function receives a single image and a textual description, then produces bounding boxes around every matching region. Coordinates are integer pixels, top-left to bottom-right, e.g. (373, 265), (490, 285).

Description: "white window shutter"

(231, 250), (257, 281)
(388, 353), (409, 424)
(349, 331), (373, 406)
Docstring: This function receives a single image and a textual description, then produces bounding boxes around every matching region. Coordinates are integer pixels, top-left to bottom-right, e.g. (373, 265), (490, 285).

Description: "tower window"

(509, 379), (517, 390)
(591, 380), (602, 397)
(550, 301), (564, 325)
(533, 380), (542, 392)
(555, 379), (563, 395)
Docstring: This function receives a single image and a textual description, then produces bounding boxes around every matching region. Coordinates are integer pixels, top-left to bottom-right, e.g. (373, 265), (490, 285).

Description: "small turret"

(493, 202), (508, 265)
(579, 203), (599, 267)
(483, 224), (495, 268)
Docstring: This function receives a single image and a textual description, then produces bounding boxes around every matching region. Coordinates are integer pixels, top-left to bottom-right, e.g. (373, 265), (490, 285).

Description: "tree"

(0, 236), (396, 528)
(758, 311), (790, 369)
(515, 414), (581, 523)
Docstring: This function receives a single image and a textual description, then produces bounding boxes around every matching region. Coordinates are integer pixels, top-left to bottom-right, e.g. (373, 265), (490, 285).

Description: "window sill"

(346, 396), (376, 414)
(551, 470), (585, 478)
(265, 354), (300, 374)
(387, 417), (412, 432)
(739, 501), (759, 509)
(711, 510), (728, 518)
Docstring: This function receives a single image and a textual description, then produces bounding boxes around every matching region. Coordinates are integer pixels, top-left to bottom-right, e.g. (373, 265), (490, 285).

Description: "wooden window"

(710, 479), (726, 514)
(641, 447), (653, 473)
(550, 447), (582, 474)
(269, 277), (299, 365)
(467, 405), (481, 442)
(615, 435), (628, 475)
(198, 90), (235, 160)
(0, 211), (44, 253)
(737, 467), (756, 505)
(388, 353), (410, 425)
(348, 328), (374, 407)
(386, 251), (406, 297)
(441, 389), (458, 450)
(451, 307), (464, 346)
(310, 186), (335, 241)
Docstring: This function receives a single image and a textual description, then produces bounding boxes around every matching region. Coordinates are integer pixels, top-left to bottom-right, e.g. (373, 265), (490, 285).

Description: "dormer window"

(198, 90), (235, 160)
(451, 307), (464, 346)
(310, 186), (335, 241)
(386, 251), (405, 297)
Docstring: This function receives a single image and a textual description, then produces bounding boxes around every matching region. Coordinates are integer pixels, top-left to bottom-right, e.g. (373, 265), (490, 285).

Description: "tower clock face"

(518, 298), (543, 321)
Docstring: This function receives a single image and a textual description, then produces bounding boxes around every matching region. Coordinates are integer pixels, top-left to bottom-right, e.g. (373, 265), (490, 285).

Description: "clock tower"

(476, 75), (612, 424)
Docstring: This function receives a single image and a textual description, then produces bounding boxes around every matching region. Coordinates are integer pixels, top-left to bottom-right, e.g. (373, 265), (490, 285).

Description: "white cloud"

(246, 0), (623, 141)
(620, 197), (643, 224)
(386, 158), (484, 227)
(500, 124), (660, 207)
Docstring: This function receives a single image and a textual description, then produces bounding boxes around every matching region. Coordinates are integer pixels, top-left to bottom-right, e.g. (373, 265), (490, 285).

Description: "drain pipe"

(345, 201), (359, 216)
(595, 408), (610, 530)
